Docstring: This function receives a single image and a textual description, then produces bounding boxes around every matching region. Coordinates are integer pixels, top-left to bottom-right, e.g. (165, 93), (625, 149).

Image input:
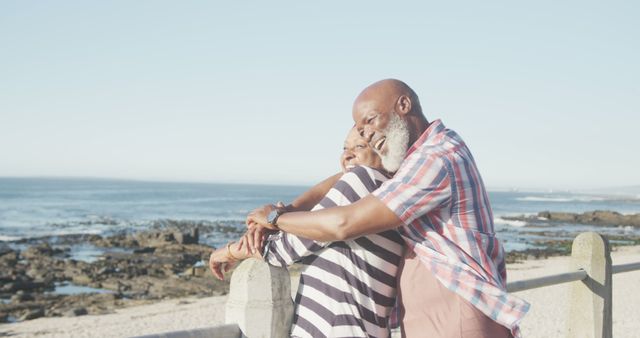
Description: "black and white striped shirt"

(263, 166), (404, 338)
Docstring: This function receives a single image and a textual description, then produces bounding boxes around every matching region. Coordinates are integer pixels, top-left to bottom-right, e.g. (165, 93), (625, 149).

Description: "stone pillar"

(566, 232), (612, 338)
(225, 258), (293, 338)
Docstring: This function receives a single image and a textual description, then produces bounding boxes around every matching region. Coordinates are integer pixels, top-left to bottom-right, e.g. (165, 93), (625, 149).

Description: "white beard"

(377, 114), (410, 173)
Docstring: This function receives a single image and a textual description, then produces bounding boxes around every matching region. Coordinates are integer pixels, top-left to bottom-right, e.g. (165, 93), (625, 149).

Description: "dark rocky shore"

(0, 221), (243, 323)
(502, 210), (640, 263)
(504, 210), (640, 228)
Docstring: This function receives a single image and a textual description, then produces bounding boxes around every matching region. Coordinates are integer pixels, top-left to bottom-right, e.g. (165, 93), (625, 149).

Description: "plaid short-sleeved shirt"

(373, 119), (529, 337)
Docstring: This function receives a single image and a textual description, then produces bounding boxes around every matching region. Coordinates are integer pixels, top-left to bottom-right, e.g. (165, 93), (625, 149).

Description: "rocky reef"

(0, 222), (243, 323)
(501, 210), (640, 263)
(504, 210), (640, 227)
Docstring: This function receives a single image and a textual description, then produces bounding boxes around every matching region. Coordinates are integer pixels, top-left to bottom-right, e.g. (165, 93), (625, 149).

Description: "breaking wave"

(516, 196), (605, 203)
(494, 217), (527, 227)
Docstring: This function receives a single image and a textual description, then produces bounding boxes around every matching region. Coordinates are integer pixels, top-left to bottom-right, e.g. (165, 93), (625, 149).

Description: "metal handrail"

(612, 262), (640, 274)
(507, 262), (640, 293)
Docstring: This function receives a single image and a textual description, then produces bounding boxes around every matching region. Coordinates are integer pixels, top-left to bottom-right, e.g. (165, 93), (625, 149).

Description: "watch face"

(268, 209), (279, 224)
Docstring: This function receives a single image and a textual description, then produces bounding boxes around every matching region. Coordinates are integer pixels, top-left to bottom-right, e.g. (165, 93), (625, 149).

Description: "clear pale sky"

(1, 1), (638, 190)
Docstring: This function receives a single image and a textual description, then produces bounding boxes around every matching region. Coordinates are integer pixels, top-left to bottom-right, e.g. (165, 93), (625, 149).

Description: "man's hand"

(240, 202), (285, 254)
(246, 204), (277, 229)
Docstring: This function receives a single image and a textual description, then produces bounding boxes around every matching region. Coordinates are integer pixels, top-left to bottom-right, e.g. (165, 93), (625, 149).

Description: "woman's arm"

(285, 172), (343, 212)
(262, 231), (329, 268)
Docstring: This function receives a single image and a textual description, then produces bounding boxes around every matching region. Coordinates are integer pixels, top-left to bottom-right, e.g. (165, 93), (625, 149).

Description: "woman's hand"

(209, 237), (267, 280)
(237, 225), (277, 255)
(208, 244), (238, 280)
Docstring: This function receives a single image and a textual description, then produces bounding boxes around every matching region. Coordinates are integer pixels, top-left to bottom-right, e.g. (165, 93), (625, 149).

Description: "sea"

(1, 178), (640, 254)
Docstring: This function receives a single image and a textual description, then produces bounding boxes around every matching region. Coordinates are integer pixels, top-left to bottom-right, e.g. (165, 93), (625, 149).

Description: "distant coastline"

(0, 176), (312, 189)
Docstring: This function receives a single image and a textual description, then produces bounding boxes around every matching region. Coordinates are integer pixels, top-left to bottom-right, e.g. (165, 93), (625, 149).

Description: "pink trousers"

(397, 252), (512, 338)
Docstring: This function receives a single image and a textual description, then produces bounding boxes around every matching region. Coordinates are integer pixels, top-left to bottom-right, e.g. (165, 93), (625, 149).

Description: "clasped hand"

(239, 202), (285, 254)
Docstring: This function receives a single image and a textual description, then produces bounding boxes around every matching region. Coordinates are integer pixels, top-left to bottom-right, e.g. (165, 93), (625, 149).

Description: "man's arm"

(248, 156), (452, 242)
(263, 166), (388, 265)
(248, 194), (403, 242)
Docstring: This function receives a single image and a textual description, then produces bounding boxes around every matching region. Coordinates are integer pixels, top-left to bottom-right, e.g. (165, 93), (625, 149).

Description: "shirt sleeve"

(263, 166), (387, 267)
(372, 152), (451, 226)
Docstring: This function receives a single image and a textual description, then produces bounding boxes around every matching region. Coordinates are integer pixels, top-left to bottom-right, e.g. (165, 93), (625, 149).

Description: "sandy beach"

(1, 245), (639, 338)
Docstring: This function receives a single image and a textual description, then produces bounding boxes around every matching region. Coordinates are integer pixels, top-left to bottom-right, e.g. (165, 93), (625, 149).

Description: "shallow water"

(51, 282), (114, 295)
(69, 244), (132, 263)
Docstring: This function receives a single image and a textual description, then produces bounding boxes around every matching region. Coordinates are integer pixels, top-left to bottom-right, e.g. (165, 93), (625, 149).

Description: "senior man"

(246, 79), (529, 338)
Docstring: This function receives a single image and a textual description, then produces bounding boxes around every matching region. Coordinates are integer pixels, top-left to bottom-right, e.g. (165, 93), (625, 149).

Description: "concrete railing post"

(566, 232), (612, 338)
(225, 258), (293, 338)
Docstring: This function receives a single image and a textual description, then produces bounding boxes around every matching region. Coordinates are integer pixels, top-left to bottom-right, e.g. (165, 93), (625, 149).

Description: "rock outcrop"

(0, 226), (233, 323)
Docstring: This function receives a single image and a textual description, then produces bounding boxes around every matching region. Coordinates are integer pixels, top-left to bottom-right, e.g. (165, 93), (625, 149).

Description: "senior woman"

(209, 128), (403, 338)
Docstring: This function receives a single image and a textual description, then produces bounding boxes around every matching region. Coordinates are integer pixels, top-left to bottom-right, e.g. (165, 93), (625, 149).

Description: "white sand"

(0, 296), (228, 338)
(2, 246), (639, 338)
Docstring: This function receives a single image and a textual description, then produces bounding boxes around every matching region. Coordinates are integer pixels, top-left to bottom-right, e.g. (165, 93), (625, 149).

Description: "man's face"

(340, 129), (383, 173)
(352, 99), (410, 172)
(352, 99), (393, 155)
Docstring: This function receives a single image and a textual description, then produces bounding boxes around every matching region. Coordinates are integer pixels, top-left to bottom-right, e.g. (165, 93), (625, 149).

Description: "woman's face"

(341, 128), (383, 172)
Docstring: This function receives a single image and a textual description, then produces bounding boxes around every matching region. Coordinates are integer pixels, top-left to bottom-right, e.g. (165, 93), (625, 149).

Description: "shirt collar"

(405, 119), (445, 157)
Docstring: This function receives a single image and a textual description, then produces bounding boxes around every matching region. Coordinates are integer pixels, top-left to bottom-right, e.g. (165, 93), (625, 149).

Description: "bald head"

(352, 79), (428, 150)
(354, 79), (422, 118)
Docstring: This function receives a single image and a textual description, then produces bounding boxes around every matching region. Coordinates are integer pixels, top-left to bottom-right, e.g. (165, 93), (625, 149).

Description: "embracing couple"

(209, 79), (529, 338)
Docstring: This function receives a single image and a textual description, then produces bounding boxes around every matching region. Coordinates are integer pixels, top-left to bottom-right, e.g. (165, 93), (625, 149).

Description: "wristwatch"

(267, 207), (283, 227)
